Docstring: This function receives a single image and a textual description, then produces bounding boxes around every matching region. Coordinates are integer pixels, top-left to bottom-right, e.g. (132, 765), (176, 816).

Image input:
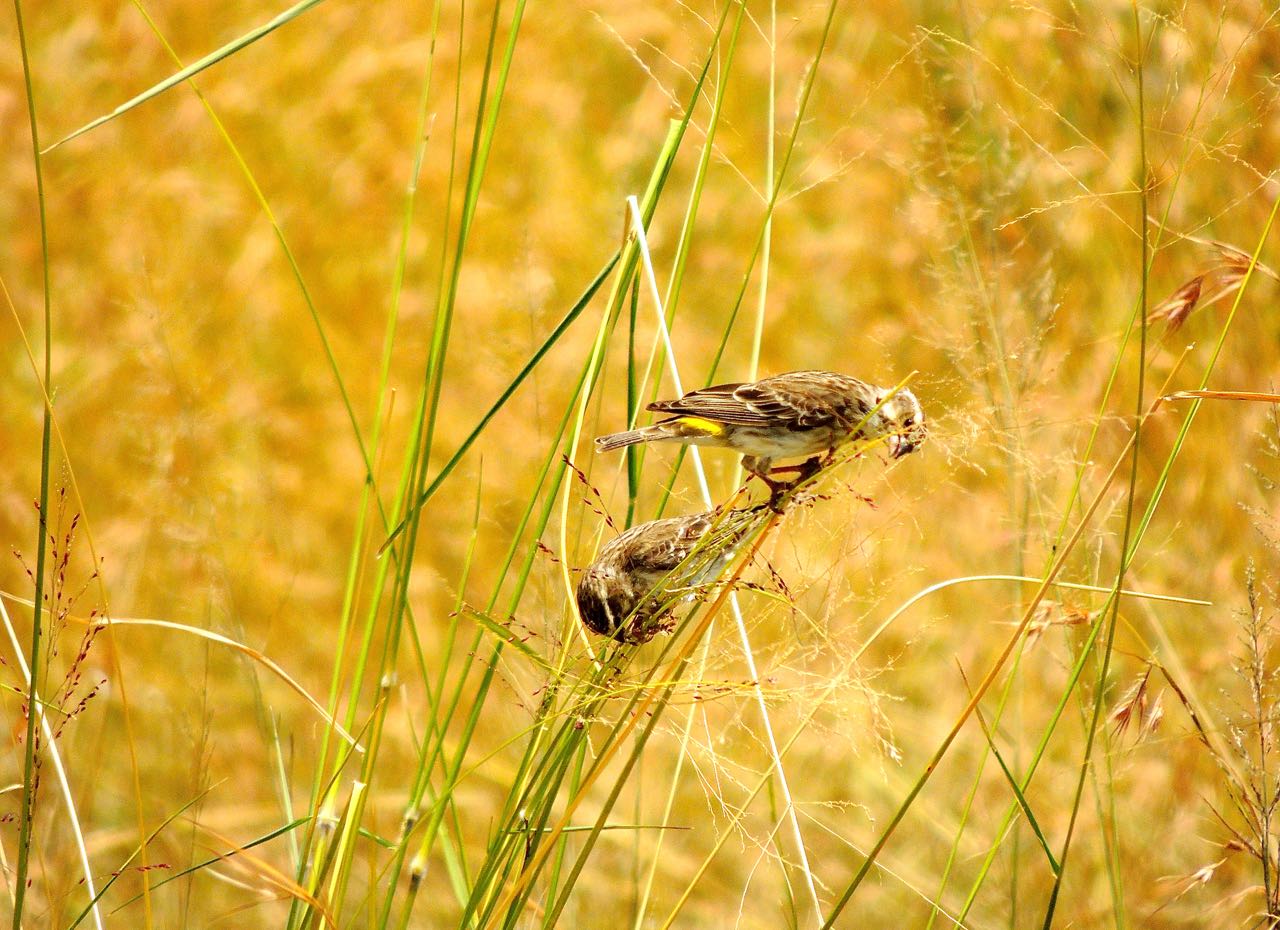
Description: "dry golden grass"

(4, 1), (1280, 927)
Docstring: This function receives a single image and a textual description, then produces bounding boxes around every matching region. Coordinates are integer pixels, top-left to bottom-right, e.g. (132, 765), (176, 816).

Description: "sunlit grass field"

(4, 1), (1280, 927)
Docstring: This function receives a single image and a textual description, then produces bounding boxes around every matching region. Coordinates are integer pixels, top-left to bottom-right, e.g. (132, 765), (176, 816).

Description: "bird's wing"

(648, 372), (873, 429)
(620, 513), (715, 573)
(647, 382), (751, 420)
(647, 380), (791, 426)
(601, 511), (721, 573)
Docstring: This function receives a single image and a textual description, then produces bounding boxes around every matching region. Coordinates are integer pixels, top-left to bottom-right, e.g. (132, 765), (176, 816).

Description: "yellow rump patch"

(675, 416), (725, 436)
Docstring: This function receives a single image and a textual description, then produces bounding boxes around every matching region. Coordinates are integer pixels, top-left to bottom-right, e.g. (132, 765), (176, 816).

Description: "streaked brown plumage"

(595, 370), (926, 488)
(576, 507), (761, 643)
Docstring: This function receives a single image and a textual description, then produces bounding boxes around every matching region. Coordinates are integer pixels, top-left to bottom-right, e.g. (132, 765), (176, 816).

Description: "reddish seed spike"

(1147, 274), (1205, 332)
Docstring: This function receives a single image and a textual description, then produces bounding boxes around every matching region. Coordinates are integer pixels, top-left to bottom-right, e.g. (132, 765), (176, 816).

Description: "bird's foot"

(768, 456), (824, 480)
(795, 455), (824, 482)
(746, 471), (792, 512)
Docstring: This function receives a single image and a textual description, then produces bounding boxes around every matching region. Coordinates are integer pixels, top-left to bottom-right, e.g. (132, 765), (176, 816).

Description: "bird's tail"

(594, 425), (662, 452)
(596, 417), (726, 452)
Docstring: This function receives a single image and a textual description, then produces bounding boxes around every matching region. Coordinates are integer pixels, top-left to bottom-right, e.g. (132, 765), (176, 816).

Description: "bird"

(576, 507), (761, 643)
(594, 370), (926, 493)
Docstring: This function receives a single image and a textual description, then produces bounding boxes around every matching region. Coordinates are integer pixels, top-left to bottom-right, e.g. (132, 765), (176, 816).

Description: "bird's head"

(576, 569), (635, 640)
(876, 387), (927, 459)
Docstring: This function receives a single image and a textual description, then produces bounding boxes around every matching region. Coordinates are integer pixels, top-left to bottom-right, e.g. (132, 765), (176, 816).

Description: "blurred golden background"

(3, 1), (1280, 926)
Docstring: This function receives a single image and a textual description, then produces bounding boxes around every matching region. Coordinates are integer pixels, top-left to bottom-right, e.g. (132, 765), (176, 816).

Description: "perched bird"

(594, 370), (926, 491)
(576, 507), (760, 643)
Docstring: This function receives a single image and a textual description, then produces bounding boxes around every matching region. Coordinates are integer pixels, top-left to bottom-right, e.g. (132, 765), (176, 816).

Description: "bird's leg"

(768, 456), (824, 483)
(764, 479), (790, 512)
(756, 455), (832, 511)
(742, 455), (789, 508)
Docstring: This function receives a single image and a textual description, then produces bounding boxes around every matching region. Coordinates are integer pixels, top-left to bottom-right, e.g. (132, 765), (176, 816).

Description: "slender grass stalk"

(1043, 1), (1226, 560)
(418, 0), (529, 481)
(12, 1), (56, 924)
(856, 574), (1207, 661)
(390, 119), (691, 928)
(378, 476), (484, 925)
(287, 1), (533, 922)
(289, 388), (427, 928)
(633, 0), (747, 516)
(403, 297), (611, 900)
(305, 0), (444, 847)
(109, 816), (311, 911)
(944, 210), (1204, 924)
(968, 697), (1058, 874)
(1095, 726), (1127, 930)
(374, 264), (628, 902)
(55, 7), (429, 924)
(0, 611), (361, 743)
(468, 179), (674, 924)
(116, 53), (429, 910)
(1042, 11), (1153, 920)
(658, 1), (745, 326)
(656, 672), (836, 930)
(947, 182), (1277, 916)
(378, 251), (621, 552)
(701, 0), (841, 385)
(1041, 10), (1280, 918)
(630, 18), (748, 924)
(128, 5), (382, 500)
(322, 780), (368, 919)
(627, 195), (823, 921)
(923, 733), (994, 930)
(747, 0), (776, 388)
(625, 279), (641, 522)
(948, 363), (1186, 926)
(354, 2), (530, 921)
(540, 743), (589, 928)
(941, 350), (1168, 924)
(389, 249), (631, 924)
(946, 21), (1032, 923)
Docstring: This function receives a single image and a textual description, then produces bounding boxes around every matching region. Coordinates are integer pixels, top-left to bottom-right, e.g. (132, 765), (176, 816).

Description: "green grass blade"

(1038, 9), (1151, 922)
(44, 0), (327, 152)
(972, 703), (1059, 875)
(109, 816), (310, 911)
(68, 788), (216, 929)
(12, 0), (57, 923)
(378, 250), (620, 552)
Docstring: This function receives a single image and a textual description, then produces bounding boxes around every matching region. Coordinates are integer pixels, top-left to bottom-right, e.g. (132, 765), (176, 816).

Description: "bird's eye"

(903, 416), (915, 427)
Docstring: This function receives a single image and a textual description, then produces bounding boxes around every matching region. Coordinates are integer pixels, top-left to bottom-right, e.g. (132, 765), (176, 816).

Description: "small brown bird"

(594, 370), (925, 491)
(576, 507), (760, 643)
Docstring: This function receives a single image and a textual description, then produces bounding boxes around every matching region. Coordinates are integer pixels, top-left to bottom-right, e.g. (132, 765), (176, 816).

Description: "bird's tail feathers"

(596, 417), (724, 452)
(595, 426), (658, 452)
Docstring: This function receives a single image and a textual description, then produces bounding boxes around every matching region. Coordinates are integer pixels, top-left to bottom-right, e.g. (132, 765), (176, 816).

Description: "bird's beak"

(889, 435), (915, 459)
